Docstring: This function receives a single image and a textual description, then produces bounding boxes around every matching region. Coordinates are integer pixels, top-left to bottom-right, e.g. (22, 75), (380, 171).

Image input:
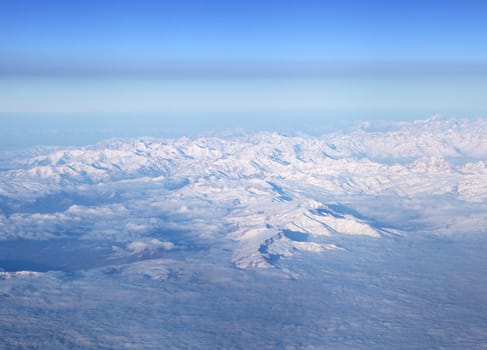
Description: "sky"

(1, 0), (487, 147)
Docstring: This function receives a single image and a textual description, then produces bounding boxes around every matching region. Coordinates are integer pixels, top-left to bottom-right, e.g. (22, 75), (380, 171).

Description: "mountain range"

(1, 116), (486, 269)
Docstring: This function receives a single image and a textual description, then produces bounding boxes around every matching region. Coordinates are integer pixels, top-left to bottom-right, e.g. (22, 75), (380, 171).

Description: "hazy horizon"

(2, 1), (487, 147)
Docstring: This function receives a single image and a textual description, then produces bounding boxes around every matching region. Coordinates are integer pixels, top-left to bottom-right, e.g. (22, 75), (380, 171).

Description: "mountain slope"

(1, 116), (486, 268)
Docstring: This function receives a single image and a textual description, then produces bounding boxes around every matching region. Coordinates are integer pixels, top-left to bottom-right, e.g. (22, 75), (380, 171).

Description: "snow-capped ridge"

(1, 116), (486, 268)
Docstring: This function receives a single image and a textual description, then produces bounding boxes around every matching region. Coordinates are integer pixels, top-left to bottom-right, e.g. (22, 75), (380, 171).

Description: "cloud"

(125, 222), (149, 232)
(2, 58), (487, 79)
(126, 239), (174, 254)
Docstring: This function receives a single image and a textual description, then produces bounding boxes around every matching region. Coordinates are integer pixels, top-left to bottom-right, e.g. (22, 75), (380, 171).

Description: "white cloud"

(126, 239), (174, 255)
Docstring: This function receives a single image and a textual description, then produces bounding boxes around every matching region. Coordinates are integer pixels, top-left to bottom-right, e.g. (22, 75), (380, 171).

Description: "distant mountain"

(1, 116), (486, 268)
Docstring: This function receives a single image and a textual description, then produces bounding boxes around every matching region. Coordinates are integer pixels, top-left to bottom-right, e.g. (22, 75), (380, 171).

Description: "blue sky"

(1, 0), (487, 146)
(2, 0), (487, 61)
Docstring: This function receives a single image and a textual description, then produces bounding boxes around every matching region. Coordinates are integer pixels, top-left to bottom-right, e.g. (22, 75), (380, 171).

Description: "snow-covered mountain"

(1, 116), (486, 268)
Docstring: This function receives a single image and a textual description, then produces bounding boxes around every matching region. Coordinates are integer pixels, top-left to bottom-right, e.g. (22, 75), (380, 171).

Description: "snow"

(0, 116), (486, 267)
(1, 116), (487, 348)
